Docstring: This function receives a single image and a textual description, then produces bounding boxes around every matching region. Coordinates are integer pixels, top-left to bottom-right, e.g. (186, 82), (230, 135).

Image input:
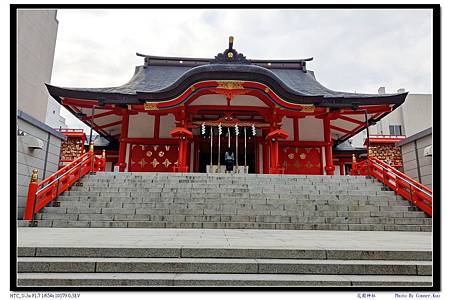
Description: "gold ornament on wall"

(162, 159), (172, 168)
(139, 159), (148, 168)
(151, 158), (160, 168)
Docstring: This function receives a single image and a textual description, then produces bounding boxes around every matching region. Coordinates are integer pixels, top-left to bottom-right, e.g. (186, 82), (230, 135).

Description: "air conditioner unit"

(20, 134), (44, 150)
(424, 145), (432, 157)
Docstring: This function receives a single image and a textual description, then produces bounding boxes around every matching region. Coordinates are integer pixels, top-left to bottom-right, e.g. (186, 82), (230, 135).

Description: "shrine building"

(46, 37), (408, 175)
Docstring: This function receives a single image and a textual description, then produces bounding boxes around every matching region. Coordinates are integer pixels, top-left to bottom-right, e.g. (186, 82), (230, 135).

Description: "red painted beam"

(330, 125), (352, 134)
(62, 97), (99, 107)
(336, 115), (366, 126)
(69, 105), (110, 137)
(81, 110), (116, 121)
(124, 138), (178, 145)
(338, 105), (391, 115)
(154, 114), (160, 139)
(292, 117), (299, 142)
(279, 140), (326, 147)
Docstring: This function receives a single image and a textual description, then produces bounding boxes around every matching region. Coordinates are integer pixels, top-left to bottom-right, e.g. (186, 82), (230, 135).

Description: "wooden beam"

(336, 115), (366, 126)
(81, 110), (116, 121)
(330, 125), (352, 134)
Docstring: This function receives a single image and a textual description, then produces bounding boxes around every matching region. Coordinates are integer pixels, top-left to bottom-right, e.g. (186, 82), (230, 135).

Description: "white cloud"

(52, 9), (432, 128)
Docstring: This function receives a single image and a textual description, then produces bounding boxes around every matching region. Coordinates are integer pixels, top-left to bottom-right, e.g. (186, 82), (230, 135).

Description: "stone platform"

(17, 227), (433, 287)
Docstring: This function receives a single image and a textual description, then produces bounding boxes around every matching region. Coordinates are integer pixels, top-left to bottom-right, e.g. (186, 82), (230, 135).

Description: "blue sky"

(50, 9), (433, 129)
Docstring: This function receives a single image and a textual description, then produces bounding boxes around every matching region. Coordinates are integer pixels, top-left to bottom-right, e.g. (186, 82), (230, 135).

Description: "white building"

(17, 9), (64, 219)
(46, 97), (67, 129)
(351, 88), (432, 147)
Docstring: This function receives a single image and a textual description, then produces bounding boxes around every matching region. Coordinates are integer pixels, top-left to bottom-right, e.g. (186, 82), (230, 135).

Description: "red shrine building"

(47, 37), (407, 176)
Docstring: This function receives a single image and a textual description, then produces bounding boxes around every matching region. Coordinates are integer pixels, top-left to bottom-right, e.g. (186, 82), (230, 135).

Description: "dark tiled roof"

(46, 52), (407, 107)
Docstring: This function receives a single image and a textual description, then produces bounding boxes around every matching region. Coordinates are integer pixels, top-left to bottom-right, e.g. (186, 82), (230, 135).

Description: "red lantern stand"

(170, 127), (193, 173)
(266, 129), (289, 174)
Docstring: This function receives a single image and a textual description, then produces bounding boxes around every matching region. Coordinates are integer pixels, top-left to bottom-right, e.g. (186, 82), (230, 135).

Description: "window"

(389, 125), (402, 135)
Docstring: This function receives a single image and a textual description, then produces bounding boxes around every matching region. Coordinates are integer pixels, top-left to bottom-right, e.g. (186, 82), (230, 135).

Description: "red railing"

(23, 146), (106, 221)
(351, 157), (432, 216)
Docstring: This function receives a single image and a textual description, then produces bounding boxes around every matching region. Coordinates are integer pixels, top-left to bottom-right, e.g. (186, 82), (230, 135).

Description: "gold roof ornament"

(144, 102), (159, 111)
(228, 36), (234, 50)
(301, 105), (315, 113)
(216, 80), (244, 90)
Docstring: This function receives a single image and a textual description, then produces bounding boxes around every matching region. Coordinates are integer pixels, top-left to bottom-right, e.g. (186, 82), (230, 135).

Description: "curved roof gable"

(46, 41), (407, 108)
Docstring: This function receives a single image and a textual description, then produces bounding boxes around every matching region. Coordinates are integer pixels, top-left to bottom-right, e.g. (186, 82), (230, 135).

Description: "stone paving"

(16, 228), (433, 287)
(18, 227), (432, 251)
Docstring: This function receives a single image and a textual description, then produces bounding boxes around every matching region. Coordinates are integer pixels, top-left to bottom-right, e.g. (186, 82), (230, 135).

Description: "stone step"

(16, 272), (432, 287)
(17, 257), (431, 275)
(38, 208), (429, 220)
(69, 182), (389, 188)
(35, 211), (431, 225)
(55, 194), (402, 202)
(53, 202), (418, 214)
(18, 246), (432, 261)
(77, 181), (384, 187)
(51, 198), (413, 208)
(25, 220), (433, 231)
(32, 172), (429, 232)
(83, 173), (375, 180)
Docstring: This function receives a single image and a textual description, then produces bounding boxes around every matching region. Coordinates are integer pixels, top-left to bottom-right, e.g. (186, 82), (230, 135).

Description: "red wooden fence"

(23, 145), (106, 221)
(351, 157), (432, 216)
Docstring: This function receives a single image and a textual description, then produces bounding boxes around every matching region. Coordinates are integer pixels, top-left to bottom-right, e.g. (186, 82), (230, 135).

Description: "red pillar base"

(266, 129), (289, 175)
(325, 165), (335, 175)
(173, 166), (189, 173)
(269, 167), (285, 174)
(170, 127), (193, 174)
(115, 162), (126, 172)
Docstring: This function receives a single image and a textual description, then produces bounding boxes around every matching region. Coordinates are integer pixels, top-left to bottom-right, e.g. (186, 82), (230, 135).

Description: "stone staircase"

(21, 172), (431, 231)
(17, 242), (432, 286)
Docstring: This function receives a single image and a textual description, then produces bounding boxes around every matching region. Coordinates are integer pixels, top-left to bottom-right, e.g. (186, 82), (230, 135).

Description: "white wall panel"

(159, 114), (177, 138)
(299, 117), (324, 141)
(280, 117), (294, 141)
(189, 94), (227, 106)
(231, 95), (268, 107)
(128, 113), (155, 138)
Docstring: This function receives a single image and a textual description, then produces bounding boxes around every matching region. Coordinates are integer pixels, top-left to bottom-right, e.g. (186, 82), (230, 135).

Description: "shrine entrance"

(196, 136), (257, 173)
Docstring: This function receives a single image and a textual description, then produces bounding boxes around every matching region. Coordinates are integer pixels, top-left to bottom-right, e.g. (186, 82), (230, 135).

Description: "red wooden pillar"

(23, 169), (39, 220)
(323, 116), (335, 175)
(193, 141), (198, 172)
(266, 129), (289, 174)
(116, 109), (129, 172)
(170, 127), (193, 172)
(255, 142), (260, 174)
(339, 160), (345, 176)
